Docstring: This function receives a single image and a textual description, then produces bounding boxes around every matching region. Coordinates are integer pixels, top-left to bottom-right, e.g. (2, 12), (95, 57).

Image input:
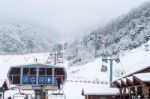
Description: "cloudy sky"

(0, 0), (148, 41)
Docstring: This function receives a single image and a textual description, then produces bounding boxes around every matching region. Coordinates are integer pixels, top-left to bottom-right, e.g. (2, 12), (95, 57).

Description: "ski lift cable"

(118, 60), (126, 74)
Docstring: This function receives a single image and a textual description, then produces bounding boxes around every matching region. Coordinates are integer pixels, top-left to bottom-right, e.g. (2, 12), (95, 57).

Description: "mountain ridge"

(0, 18), (57, 54)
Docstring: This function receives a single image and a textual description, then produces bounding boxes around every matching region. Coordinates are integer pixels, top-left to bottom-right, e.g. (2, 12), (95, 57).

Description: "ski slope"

(0, 52), (109, 99)
(0, 41), (150, 99)
(113, 41), (150, 80)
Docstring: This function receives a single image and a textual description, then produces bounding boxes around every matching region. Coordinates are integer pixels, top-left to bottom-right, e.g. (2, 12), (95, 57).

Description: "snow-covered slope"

(91, 1), (150, 57)
(113, 41), (150, 79)
(0, 18), (57, 54)
(66, 1), (150, 66)
(65, 41), (150, 99)
(0, 52), (109, 99)
(0, 40), (150, 98)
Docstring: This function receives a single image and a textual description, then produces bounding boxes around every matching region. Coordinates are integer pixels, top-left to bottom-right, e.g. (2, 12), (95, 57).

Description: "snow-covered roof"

(11, 63), (63, 68)
(82, 87), (119, 96)
(127, 76), (133, 82)
(113, 66), (150, 82)
(134, 73), (150, 82)
(121, 78), (126, 83)
(116, 80), (121, 85)
(113, 73), (150, 88)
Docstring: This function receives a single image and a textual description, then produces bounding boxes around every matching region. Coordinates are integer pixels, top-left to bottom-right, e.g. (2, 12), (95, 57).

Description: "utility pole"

(50, 44), (63, 65)
(94, 33), (98, 57)
(90, 32), (99, 57)
(54, 52), (57, 65)
(102, 58), (120, 87)
(83, 35), (88, 48)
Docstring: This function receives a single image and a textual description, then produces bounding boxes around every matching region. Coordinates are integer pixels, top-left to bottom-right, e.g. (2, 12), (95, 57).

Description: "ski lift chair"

(101, 59), (108, 72)
(101, 65), (108, 72)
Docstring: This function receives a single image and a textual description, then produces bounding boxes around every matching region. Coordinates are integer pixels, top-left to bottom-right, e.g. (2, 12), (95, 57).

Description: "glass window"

(38, 76), (46, 84)
(30, 68), (36, 75)
(46, 68), (52, 75)
(46, 76), (52, 84)
(23, 68), (29, 75)
(10, 68), (20, 74)
(39, 68), (45, 75)
(22, 75), (29, 84)
(29, 76), (36, 84)
(54, 68), (64, 75)
(13, 75), (20, 84)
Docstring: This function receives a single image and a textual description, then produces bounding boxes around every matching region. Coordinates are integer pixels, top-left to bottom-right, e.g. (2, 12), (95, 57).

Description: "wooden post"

(135, 86), (138, 99)
(123, 88), (126, 99)
(119, 88), (123, 99)
(128, 87), (131, 99)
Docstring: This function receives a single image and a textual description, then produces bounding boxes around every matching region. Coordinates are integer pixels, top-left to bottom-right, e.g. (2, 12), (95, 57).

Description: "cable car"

(101, 65), (108, 72)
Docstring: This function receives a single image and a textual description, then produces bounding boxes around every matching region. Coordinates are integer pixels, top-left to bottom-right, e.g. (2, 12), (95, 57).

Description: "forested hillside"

(0, 18), (57, 54)
(65, 1), (150, 65)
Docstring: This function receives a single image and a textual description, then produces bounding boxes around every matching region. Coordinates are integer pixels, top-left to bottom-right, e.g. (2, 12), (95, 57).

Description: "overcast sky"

(0, 0), (148, 42)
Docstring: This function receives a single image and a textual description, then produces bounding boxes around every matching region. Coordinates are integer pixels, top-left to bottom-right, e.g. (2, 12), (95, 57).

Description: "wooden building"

(113, 66), (150, 99)
(82, 87), (120, 99)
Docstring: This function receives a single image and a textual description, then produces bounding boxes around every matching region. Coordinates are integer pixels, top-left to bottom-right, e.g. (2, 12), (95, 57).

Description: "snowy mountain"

(64, 1), (150, 66)
(0, 18), (57, 54)
(86, 1), (150, 57)
(0, 40), (149, 99)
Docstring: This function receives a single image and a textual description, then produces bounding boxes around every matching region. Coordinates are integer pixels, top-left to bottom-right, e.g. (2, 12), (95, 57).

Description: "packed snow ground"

(0, 41), (150, 99)
(0, 53), (109, 99)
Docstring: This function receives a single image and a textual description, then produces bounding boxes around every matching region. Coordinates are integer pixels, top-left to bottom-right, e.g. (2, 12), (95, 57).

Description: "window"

(39, 68), (46, 75)
(55, 68), (64, 75)
(23, 68), (29, 75)
(30, 68), (36, 75)
(13, 75), (20, 84)
(9, 68), (21, 84)
(10, 68), (20, 74)
(46, 68), (52, 75)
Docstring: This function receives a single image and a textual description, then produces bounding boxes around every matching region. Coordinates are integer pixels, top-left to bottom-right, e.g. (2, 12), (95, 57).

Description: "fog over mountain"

(0, 18), (58, 54)
(64, 1), (150, 65)
(0, 0), (147, 42)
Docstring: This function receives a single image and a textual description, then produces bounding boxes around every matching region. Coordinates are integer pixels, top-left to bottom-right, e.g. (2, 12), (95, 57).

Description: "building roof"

(12, 63), (62, 68)
(113, 72), (150, 88)
(134, 73), (150, 83)
(82, 87), (120, 96)
(113, 66), (150, 83)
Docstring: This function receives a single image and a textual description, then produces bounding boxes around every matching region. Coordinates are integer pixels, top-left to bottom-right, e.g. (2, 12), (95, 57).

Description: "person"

(57, 79), (61, 89)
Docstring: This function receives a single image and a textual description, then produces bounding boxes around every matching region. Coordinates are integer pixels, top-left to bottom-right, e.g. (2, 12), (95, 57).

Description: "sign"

(32, 85), (41, 90)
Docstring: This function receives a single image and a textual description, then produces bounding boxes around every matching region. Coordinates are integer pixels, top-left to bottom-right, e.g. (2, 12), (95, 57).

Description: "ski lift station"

(7, 63), (67, 99)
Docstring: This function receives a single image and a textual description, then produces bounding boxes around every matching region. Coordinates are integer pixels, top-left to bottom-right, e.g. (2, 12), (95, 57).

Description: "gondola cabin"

(101, 65), (107, 72)
(7, 64), (67, 90)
